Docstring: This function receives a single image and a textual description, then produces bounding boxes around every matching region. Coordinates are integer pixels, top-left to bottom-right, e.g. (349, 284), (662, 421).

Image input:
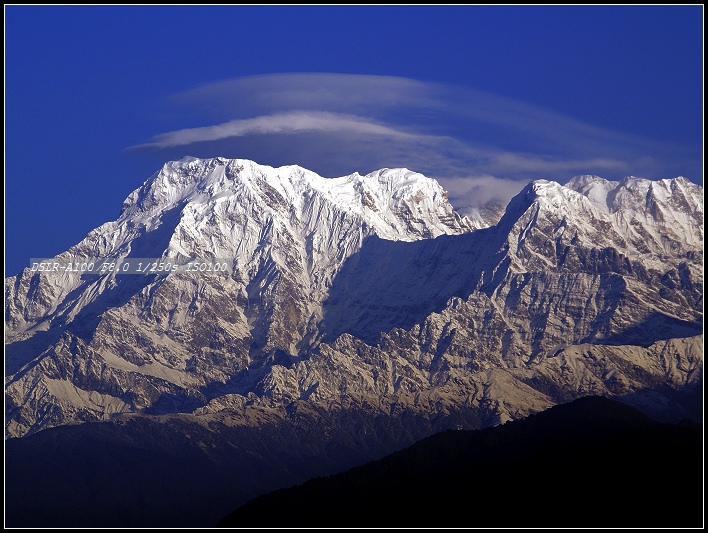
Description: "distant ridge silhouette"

(219, 396), (703, 528)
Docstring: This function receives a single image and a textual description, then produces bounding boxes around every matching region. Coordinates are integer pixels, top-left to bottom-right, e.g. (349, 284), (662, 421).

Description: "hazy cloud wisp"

(136, 111), (418, 149)
(131, 73), (701, 210)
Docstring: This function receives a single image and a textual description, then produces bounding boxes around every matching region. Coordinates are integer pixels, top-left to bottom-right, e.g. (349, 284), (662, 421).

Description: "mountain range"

(4, 157), (703, 526)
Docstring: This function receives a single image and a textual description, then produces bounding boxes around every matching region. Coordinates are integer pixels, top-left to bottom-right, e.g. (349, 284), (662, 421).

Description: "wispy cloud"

(440, 174), (527, 215)
(166, 74), (440, 118)
(135, 111), (417, 149)
(130, 73), (700, 210)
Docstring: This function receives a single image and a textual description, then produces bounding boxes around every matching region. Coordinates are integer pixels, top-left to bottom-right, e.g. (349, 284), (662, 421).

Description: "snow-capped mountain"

(5, 157), (703, 437)
(6, 157), (471, 340)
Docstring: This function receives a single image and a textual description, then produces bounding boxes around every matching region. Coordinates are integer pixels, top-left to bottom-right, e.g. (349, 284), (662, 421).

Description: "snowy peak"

(349, 167), (475, 238)
(120, 157), (472, 241)
(566, 174), (703, 217)
(564, 175), (620, 213)
(498, 175), (703, 259)
(498, 179), (595, 230)
(5, 158), (475, 343)
(565, 174), (704, 248)
(5, 158), (704, 439)
(484, 176), (702, 290)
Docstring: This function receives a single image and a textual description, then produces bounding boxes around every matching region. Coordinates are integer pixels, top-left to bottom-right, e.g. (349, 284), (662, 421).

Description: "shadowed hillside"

(219, 396), (703, 528)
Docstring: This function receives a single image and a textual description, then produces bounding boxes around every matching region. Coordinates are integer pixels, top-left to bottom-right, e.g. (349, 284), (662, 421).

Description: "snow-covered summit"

(6, 157), (474, 344)
(498, 175), (703, 260)
(566, 174), (702, 216)
(120, 157), (473, 242)
(565, 174), (704, 249)
(5, 159), (703, 438)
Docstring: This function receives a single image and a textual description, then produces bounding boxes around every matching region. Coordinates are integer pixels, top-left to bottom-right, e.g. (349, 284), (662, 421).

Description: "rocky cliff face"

(5, 158), (703, 437)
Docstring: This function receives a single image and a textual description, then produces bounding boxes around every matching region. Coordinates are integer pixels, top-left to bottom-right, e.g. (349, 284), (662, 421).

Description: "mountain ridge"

(217, 395), (703, 528)
(5, 157), (703, 438)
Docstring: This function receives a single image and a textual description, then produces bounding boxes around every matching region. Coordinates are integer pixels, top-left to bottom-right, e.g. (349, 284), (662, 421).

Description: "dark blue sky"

(5, 5), (703, 276)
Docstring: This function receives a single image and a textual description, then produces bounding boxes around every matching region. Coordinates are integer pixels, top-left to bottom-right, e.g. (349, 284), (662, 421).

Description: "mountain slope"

(218, 396), (703, 528)
(4, 400), (486, 527)
(5, 159), (703, 437)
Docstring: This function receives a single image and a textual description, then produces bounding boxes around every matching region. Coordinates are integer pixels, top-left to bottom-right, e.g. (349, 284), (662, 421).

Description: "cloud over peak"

(135, 111), (417, 149)
(130, 73), (700, 211)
